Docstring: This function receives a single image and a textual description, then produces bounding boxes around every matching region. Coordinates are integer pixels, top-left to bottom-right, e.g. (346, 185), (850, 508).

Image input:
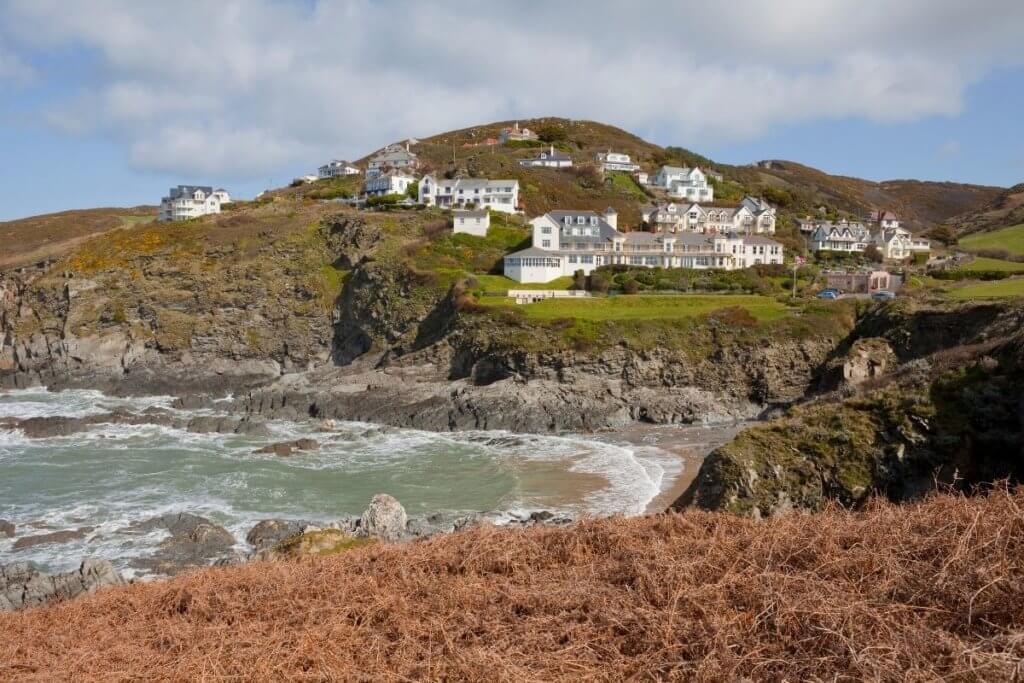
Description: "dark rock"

(131, 512), (237, 576)
(253, 438), (320, 457)
(13, 527), (93, 551)
(246, 519), (317, 551)
(0, 520), (14, 538)
(0, 558), (124, 612)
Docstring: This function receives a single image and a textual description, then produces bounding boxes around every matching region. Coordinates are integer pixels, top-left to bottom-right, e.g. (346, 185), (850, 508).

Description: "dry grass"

(2, 491), (1023, 681)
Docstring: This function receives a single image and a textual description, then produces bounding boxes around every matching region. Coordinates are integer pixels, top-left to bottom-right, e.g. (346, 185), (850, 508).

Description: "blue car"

(871, 290), (896, 301)
(816, 289), (839, 300)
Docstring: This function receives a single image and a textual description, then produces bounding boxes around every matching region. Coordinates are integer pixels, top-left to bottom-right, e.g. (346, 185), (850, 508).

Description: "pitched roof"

(454, 209), (489, 219)
(505, 246), (559, 258)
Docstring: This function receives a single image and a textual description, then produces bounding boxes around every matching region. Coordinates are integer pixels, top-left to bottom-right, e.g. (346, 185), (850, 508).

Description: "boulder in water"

(0, 520), (14, 538)
(13, 527), (93, 551)
(246, 519), (317, 551)
(131, 512), (237, 576)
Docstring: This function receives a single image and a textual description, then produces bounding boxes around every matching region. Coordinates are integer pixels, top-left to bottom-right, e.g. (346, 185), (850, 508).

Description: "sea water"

(0, 388), (680, 576)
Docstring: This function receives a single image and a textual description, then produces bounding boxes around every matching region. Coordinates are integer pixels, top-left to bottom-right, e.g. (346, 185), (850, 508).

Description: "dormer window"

(576, 216), (584, 225)
(590, 217), (597, 226)
(564, 216), (571, 225)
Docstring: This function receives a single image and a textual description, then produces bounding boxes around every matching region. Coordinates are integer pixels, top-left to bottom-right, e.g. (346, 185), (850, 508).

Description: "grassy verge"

(487, 293), (791, 322)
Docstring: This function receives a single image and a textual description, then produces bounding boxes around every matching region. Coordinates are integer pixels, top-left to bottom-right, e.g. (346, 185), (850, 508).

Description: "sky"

(1, 0), (1024, 221)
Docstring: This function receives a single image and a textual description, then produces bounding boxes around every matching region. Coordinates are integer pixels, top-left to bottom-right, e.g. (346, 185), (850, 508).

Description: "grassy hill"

(0, 206), (156, 269)
(2, 490), (1021, 680)
(959, 222), (1024, 255)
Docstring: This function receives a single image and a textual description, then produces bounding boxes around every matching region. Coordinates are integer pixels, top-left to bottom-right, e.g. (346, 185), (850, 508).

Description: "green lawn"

(498, 294), (790, 322)
(946, 277), (1024, 300)
(958, 256), (1024, 272)
(960, 224), (1024, 256)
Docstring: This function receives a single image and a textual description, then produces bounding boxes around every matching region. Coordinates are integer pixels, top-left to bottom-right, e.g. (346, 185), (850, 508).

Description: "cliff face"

(0, 201), (865, 434)
(1, 204), (345, 393)
(676, 301), (1024, 516)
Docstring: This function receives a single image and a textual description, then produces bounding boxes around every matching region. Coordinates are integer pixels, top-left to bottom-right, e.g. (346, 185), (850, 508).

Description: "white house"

(158, 185), (230, 222)
(519, 145), (573, 169)
(809, 221), (873, 253)
(634, 171), (649, 186)
(363, 170), (415, 197)
(642, 196), (776, 234)
(499, 122), (539, 143)
(595, 151), (640, 173)
(652, 166), (714, 202)
(418, 175), (519, 213)
(503, 209), (783, 283)
(366, 143), (419, 178)
(452, 209), (490, 236)
(293, 175), (319, 185)
(809, 219), (931, 259)
(318, 160), (360, 178)
(873, 226), (931, 260)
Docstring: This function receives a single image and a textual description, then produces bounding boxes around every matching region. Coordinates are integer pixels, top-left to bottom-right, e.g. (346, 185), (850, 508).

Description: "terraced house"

(503, 209), (783, 283)
(417, 175), (520, 213)
(641, 196), (777, 234)
(808, 219), (931, 258)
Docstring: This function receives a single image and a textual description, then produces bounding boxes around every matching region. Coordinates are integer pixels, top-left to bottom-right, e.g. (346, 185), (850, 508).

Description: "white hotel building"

(503, 209), (783, 283)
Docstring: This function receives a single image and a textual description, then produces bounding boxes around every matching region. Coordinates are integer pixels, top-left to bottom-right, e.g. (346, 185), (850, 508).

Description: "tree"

(864, 244), (884, 263)
(572, 269), (587, 291)
(623, 278), (641, 295)
(928, 225), (958, 246)
(537, 124), (568, 143)
(405, 181), (419, 200)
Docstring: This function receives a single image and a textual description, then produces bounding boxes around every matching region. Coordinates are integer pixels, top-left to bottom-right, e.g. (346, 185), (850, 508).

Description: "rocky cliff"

(675, 300), (1024, 516)
(2, 203), (859, 433)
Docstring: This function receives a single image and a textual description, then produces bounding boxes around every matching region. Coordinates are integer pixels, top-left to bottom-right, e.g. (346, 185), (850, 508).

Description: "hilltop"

(1, 489), (1021, 680)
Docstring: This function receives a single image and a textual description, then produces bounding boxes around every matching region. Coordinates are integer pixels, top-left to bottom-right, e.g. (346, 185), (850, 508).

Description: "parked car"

(871, 290), (897, 301)
(816, 289), (839, 300)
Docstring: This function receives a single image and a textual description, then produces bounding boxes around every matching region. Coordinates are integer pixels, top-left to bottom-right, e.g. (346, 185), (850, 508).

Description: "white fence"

(508, 289), (591, 305)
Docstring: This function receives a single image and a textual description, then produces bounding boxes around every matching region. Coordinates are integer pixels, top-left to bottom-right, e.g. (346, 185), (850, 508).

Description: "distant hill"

(3, 118), (1007, 268)
(0, 206), (156, 270)
(727, 160), (1004, 231)
(941, 182), (1024, 237)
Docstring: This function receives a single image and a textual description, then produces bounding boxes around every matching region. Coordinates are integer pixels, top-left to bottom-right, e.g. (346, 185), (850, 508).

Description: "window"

(581, 255), (593, 264)
(542, 240), (551, 248)
(541, 226), (551, 234)
(577, 216), (585, 225)
(568, 255), (578, 264)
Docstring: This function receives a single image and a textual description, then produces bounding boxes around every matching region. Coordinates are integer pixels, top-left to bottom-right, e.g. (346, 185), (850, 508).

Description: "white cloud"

(1, 0), (1022, 177)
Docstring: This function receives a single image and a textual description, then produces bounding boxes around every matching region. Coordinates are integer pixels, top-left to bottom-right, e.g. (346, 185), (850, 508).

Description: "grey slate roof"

(167, 185), (214, 199)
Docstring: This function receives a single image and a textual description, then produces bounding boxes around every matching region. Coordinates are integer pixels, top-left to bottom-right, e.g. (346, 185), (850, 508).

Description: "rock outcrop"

(0, 559), (124, 612)
(131, 513), (238, 576)
(357, 494), (408, 541)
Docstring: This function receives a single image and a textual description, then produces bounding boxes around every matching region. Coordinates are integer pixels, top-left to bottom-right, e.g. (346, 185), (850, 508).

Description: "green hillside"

(959, 223), (1024, 256)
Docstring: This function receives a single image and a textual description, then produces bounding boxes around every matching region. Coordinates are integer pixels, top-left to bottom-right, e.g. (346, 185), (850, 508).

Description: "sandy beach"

(591, 421), (750, 514)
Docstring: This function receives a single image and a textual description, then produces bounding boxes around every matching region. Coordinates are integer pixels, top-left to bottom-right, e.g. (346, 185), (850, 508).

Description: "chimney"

(603, 206), (618, 230)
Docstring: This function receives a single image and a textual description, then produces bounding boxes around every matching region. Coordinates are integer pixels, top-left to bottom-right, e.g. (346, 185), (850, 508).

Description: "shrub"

(589, 272), (611, 293)
(537, 124), (568, 143)
(623, 279), (641, 294)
